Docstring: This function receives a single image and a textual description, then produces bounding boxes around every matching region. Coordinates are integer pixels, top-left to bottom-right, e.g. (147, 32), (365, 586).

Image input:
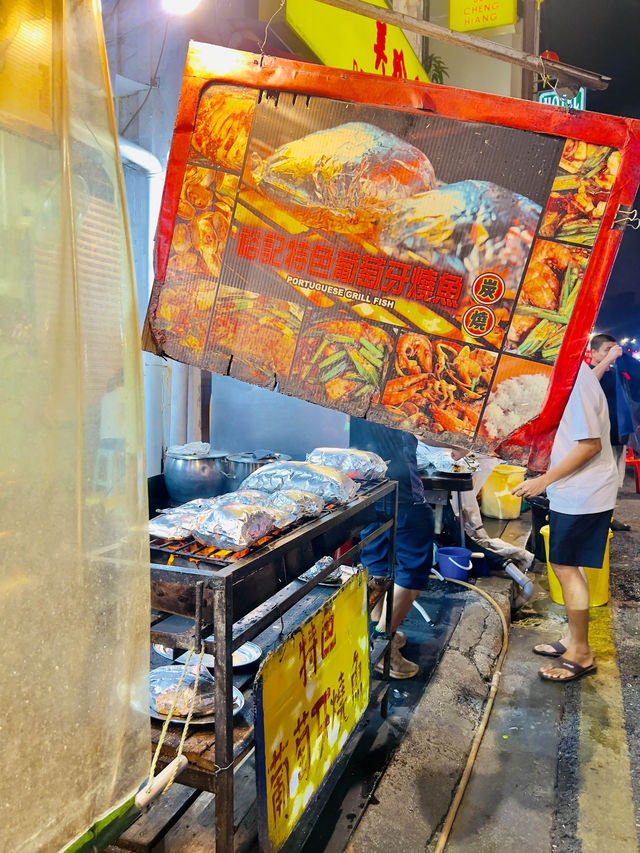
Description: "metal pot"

(225, 450), (291, 490)
(163, 448), (233, 505)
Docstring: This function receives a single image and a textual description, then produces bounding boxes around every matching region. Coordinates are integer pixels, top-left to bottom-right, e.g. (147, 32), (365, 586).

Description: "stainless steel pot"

(225, 450), (291, 490)
(163, 448), (233, 505)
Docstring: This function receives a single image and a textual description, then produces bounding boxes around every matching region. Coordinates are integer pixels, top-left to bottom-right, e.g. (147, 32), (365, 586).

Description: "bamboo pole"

(315, 0), (610, 91)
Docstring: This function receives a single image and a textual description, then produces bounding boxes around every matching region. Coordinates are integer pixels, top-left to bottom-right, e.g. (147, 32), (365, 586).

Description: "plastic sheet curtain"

(0, 1), (150, 850)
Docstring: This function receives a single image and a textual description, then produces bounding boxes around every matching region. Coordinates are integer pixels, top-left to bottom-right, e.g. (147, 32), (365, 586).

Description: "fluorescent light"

(162, 0), (201, 14)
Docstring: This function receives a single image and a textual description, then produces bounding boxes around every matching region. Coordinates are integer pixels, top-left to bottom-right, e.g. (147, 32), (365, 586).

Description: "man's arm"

(511, 437), (602, 499)
(591, 344), (622, 380)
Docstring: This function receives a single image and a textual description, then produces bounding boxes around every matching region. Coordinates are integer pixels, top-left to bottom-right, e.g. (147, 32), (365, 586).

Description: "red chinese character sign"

(143, 43), (640, 469)
(253, 571), (369, 851)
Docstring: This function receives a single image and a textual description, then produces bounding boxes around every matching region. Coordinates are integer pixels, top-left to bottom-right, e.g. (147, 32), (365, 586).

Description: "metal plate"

(153, 640), (262, 669)
(149, 685), (245, 725)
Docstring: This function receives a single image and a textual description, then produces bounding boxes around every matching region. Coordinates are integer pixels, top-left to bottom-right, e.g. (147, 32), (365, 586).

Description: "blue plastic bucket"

(437, 546), (473, 581)
(471, 554), (491, 577)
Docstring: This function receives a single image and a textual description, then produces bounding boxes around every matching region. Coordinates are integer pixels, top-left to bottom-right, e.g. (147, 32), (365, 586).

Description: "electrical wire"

(259, 0), (285, 54)
(119, 19), (169, 137)
(431, 574), (509, 853)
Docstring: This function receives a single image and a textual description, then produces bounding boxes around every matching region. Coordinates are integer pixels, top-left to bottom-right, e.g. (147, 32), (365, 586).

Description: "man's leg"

(372, 585), (419, 632)
(540, 563), (593, 679)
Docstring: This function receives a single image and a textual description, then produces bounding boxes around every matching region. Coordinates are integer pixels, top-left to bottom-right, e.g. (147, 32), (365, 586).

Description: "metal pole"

(521, 0), (540, 101)
(315, 0), (610, 91)
(214, 580), (235, 852)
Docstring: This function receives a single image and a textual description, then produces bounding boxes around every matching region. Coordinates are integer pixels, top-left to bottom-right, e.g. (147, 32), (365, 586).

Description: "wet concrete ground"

(445, 476), (640, 853)
(302, 585), (468, 853)
(321, 474), (640, 853)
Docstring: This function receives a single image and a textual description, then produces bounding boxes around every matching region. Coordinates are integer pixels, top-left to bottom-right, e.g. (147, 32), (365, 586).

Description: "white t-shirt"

(546, 362), (618, 514)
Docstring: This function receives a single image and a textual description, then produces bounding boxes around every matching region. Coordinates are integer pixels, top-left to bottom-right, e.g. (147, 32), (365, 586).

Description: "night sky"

(540, 0), (640, 340)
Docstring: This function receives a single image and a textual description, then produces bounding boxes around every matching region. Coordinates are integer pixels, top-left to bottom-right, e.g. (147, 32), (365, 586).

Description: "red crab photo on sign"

(142, 43), (640, 470)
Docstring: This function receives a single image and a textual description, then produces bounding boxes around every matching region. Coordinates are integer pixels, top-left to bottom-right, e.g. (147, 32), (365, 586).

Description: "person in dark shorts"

(590, 333), (633, 530)
(349, 417), (434, 679)
(513, 362), (618, 682)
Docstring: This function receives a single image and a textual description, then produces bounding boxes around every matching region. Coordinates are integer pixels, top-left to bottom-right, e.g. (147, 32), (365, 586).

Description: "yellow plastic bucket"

(540, 524), (611, 607)
(480, 465), (526, 519)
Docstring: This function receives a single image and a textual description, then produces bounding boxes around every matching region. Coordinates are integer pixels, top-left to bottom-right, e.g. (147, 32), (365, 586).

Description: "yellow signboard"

(285, 0), (428, 82)
(0, 0), (53, 136)
(255, 571), (370, 851)
(449, 0), (517, 32)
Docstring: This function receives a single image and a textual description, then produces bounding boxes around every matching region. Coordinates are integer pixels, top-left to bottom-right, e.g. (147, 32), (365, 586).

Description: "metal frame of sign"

(145, 43), (640, 470)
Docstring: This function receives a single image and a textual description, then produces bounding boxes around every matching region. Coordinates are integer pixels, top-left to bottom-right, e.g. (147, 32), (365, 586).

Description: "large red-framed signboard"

(143, 43), (640, 469)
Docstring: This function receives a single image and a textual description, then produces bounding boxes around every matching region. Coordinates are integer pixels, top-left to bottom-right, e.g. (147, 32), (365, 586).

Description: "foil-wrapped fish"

(270, 489), (325, 522)
(379, 180), (541, 275)
(150, 503), (206, 540)
(306, 448), (387, 481)
(241, 461), (360, 504)
(192, 503), (276, 551)
(253, 122), (436, 235)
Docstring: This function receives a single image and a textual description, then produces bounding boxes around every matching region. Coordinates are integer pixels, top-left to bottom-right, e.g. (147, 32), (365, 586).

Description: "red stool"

(625, 447), (640, 493)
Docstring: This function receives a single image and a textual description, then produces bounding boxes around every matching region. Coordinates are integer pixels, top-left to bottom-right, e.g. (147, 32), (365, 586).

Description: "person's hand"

(605, 344), (623, 365)
(450, 447), (468, 461)
(512, 475), (548, 499)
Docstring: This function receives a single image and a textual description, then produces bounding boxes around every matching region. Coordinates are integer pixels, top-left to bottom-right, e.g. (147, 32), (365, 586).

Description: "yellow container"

(480, 465), (526, 519)
(540, 524), (611, 607)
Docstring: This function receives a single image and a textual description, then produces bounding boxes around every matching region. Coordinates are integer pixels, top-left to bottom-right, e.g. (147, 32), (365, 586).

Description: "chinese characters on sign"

(284, 0), (429, 83)
(254, 572), (369, 851)
(235, 225), (463, 307)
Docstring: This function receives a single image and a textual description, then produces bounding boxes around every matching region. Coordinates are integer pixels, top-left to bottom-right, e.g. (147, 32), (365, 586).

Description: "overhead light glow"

(162, 0), (201, 14)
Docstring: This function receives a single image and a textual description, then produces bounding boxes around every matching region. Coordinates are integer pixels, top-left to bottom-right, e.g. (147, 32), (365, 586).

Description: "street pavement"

(441, 474), (640, 853)
(345, 474), (640, 853)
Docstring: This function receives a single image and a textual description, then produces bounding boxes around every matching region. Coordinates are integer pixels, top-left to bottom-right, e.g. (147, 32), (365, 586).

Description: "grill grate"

(149, 481), (385, 568)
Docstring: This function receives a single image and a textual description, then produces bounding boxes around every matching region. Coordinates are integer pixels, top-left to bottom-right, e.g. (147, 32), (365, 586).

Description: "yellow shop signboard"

(285, 0), (428, 81)
(449, 0), (517, 32)
(254, 571), (370, 851)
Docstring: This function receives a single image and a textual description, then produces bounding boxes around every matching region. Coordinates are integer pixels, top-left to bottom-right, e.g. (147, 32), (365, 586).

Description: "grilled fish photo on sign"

(378, 179), (541, 286)
(252, 121), (437, 237)
(191, 85), (257, 172)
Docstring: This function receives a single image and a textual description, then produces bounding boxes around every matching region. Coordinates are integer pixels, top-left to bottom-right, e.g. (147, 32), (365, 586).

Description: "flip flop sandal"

(539, 656), (597, 682)
(533, 640), (567, 658)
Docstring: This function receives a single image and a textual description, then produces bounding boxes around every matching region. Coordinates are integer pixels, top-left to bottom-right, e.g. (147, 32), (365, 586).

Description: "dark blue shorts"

(360, 501), (435, 590)
(548, 509), (612, 567)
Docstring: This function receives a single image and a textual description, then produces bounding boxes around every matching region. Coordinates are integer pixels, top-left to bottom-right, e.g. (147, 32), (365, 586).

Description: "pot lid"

(166, 442), (228, 460)
(227, 450), (284, 462)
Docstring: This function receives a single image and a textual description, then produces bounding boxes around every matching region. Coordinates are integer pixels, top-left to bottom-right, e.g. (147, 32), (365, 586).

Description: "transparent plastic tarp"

(0, 2), (149, 849)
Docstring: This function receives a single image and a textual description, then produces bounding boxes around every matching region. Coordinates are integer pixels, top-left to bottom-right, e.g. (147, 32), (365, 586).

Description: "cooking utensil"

(149, 685), (245, 724)
(163, 445), (232, 504)
(153, 640), (262, 669)
(225, 451), (291, 490)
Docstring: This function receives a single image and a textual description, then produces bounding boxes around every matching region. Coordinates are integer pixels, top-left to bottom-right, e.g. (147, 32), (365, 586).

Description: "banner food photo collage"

(144, 45), (640, 468)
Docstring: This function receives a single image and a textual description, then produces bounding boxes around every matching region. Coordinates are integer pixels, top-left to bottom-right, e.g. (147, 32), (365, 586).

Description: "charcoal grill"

(148, 479), (398, 853)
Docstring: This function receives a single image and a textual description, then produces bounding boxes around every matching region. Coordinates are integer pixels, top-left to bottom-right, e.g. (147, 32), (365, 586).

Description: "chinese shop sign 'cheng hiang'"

(143, 43), (640, 470)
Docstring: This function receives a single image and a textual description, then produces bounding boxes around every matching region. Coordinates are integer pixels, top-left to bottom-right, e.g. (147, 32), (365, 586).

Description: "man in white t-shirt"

(513, 362), (618, 682)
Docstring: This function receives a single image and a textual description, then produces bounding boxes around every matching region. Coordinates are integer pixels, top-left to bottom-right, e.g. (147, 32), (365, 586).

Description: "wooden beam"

(315, 0), (610, 91)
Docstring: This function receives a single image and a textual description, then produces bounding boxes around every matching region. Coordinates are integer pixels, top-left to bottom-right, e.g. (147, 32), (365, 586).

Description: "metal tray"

(149, 685), (245, 725)
(153, 640), (262, 669)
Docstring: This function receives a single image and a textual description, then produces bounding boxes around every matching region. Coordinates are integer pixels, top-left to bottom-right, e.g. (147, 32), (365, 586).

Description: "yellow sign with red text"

(285, 0), (428, 81)
(255, 571), (370, 851)
(449, 0), (517, 32)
